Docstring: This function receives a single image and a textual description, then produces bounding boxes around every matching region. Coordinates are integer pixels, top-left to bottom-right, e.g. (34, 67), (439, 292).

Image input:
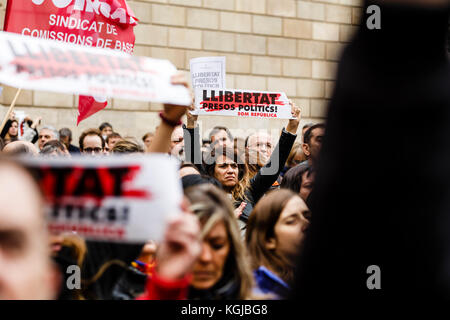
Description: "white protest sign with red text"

(20, 155), (183, 243)
(3, 0), (138, 124)
(0, 31), (192, 106)
(194, 88), (292, 119)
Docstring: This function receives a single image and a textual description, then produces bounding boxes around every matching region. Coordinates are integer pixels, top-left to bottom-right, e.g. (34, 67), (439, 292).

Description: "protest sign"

(3, 0), (138, 124)
(193, 88), (293, 119)
(190, 56), (226, 89)
(0, 31), (192, 106)
(20, 154), (183, 243)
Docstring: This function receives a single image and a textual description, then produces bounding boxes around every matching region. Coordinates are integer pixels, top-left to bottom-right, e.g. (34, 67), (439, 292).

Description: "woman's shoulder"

(253, 266), (290, 299)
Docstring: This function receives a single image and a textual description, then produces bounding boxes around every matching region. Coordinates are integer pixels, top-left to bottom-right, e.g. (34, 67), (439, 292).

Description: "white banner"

(190, 56), (226, 89)
(193, 88), (293, 119)
(0, 31), (191, 106)
(20, 154), (183, 243)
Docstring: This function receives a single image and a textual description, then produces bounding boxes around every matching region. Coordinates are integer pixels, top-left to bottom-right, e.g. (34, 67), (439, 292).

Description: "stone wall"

(0, 0), (363, 144)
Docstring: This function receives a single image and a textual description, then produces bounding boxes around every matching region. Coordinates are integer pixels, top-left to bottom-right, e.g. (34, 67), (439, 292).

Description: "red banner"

(4, 0), (137, 124)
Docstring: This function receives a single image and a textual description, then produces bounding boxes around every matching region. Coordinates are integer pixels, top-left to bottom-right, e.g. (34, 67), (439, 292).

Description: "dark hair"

(41, 140), (67, 155)
(106, 132), (122, 144)
(59, 128), (72, 141)
(303, 123), (325, 145)
(203, 146), (249, 201)
(0, 137), (4, 151)
(181, 174), (223, 190)
(142, 132), (154, 142)
(79, 129), (105, 151)
(209, 126), (233, 142)
(99, 122), (113, 131)
(280, 162), (313, 193)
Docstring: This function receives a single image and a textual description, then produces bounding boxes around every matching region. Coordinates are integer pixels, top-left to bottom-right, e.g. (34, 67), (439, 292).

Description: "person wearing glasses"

(79, 129), (106, 156)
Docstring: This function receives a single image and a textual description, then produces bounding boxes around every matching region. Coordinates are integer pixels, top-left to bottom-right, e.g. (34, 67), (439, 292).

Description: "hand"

(163, 72), (192, 123)
(31, 117), (42, 129)
(286, 100), (301, 134)
(9, 111), (16, 120)
(186, 101), (198, 129)
(234, 202), (247, 219)
(155, 201), (201, 280)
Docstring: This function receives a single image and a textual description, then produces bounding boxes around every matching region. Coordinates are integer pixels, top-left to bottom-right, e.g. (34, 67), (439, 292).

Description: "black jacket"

(183, 125), (296, 224)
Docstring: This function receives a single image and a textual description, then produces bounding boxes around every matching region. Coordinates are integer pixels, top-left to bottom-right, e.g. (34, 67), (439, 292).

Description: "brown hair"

(245, 189), (299, 285)
(142, 132), (154, 142)
(184, 184), (254, 299)
(79, 128), (105, 151)
(203, 146), (250, 202)
(111, 139), (144, 154)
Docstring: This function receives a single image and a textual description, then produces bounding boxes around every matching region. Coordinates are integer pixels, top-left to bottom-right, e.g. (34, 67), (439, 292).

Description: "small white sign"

(190, 56), (226, 89)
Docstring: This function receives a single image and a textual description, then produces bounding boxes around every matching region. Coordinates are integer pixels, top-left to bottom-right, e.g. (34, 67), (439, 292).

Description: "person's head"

(111, 139), (144, 154)
(209, 126), (233, 148)
(204, 146), (249, 201)
(40, 140), (69, 157)
(38, 126), (59, 150)
(58, 128), (72, 148)
(184, 184), (253, 299)
(2, 141), (39, 156)
(99, 122), (113, 140)
(286, 142), (306, 168)
(106, 132), (122, 151)
(179, 163), (201, 178)
(79, 128), (105, 155)
(170, 126), (184, 152)
(246, 189), (311, 285)
(301, 123), (315, 141)
(7, 120), (19, 138)
(302, 124), (325, 165)
(280, 163), (315, 202)
(0, 159), (58, 299)
(245, 131), (274, 167)
(142, 132), (154, 151)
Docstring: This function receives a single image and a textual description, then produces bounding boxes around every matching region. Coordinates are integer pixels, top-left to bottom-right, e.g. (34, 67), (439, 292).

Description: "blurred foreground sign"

(20, 155), (183, 243)
(0, 31), (191, 106)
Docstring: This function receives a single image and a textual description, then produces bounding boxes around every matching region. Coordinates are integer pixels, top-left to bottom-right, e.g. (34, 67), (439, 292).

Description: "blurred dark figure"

(293, 0), (450, 303)
(59, 128), (80, 154)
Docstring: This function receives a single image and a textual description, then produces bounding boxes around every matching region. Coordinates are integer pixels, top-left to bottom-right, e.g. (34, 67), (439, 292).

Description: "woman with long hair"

(245, 189), (310, 299)
(139, 184), (254, 300)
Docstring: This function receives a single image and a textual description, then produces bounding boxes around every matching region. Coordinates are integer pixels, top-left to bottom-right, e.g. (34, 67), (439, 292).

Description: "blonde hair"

(184, 184), (254, 299)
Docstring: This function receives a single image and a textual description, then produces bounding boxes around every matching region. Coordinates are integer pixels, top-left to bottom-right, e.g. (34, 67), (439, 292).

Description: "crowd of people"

(0, 73), (325, 300)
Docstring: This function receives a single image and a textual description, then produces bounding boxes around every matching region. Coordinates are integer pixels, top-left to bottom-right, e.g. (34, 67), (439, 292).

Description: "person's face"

(302, 128), (325, 163)
(108, 137), (121, 150)
(101, 126), (113, 139)
(299, 171), (315, 202)
(144, 136), (153, 150)
(0, 165), (57, 299)
(246, 133), (273, 166)
(38, 129), (56, 150)
(82, 135), (104, 155)
(191, 220), (230, 290)
(267, 196), (311, 263)
(211, 130), (232, 148)
(8, 122), (18, 137)
(214, 155), (238, 189)
(170, 127), (184, 151)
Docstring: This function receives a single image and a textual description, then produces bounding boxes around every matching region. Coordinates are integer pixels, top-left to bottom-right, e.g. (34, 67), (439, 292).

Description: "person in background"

(280, 142), (304, 178)
(246, 189), (310, 299)
(38, 126), (59, 151)
(208, 126), (234, 148)
(79, 129), (106, 156)
(40, 140), (70, 157)
(280, 162), (315, 203)
(106, 132), (122, 151)
(301, 123), (314, 142)
(0, 159), (59, 299)
(142, 132), (154, 152)
(99, 122), (113, 141)
(2, 140), (39, 156)
(1, 119), (19, 144)
(139, 184), (255, 300)
(111, 140), (144, 154)
(59, 128), (80, 154)
(301, 123), (325, 168)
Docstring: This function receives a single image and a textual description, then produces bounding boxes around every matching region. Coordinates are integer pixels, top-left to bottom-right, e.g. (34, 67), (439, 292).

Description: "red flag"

(4, 0), (138, 125)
